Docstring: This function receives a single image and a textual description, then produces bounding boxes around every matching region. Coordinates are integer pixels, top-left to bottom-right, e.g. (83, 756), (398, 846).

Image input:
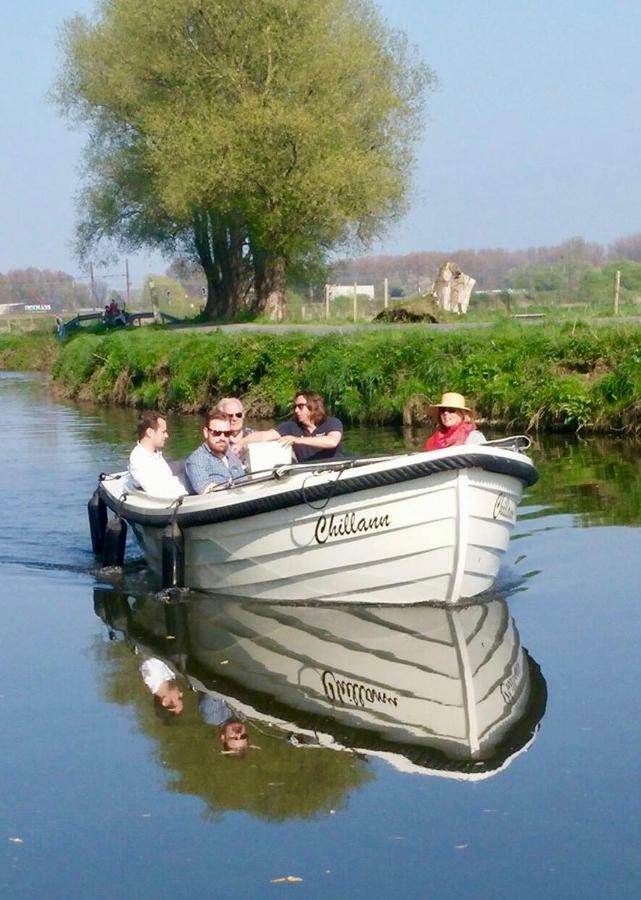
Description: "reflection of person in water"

(141, 657), (184, 717)
(140, 657), (248, 755)
(199, 694), (249, 758)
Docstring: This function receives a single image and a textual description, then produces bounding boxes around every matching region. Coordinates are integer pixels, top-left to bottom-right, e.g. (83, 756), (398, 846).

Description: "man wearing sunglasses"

(216, 397), (254, 464)
(238, 391), (344, 463)
(185, 410), (246, 494)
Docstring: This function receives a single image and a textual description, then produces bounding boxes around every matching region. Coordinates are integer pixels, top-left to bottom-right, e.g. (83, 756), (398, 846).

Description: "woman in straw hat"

(424, 392), (486, 451)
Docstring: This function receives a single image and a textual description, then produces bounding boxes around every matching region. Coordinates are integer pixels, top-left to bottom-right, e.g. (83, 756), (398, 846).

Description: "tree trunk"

(253, 251), (287, 320)
(192, 208), (251, 319)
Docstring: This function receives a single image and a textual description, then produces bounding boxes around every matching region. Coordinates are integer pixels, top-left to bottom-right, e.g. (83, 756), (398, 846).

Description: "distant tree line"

(332, 233), (641, 297)
(0, 268), (131, 313)
(7, 231), (641, 314)
(0, 269), (93, 311)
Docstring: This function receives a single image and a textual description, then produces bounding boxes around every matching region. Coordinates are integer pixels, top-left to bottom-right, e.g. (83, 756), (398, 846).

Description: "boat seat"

(168, 458), (191, 493)
(246, 441), (293, 477)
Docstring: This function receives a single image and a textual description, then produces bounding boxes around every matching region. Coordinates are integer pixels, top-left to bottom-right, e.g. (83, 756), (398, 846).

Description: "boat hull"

(101, 588), (546, 778)
(187, 596), (536, 764)
(100, 445), (537, 605)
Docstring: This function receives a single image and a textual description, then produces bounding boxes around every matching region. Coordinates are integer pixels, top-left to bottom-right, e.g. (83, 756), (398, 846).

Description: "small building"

(0, 303), (23, 317)
(327, 284), (375, 301)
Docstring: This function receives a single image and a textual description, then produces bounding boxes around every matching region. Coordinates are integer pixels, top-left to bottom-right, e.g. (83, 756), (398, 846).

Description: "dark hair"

(137, 410), (166, 439)
(204, 408), (230, 428)
(295, 391), (327, 426)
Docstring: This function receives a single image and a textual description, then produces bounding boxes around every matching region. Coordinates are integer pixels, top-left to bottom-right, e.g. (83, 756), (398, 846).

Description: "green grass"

(0, 333), (59, 371)
(4, 319), (641, 433)
(6, 319), (631, 434)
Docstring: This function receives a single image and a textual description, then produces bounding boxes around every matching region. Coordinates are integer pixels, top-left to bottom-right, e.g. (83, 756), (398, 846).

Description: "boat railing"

(221, 437), (531, 492)
(481, 435), (532, 452)
(228, 454), (400, 488)
(98, 437), (533, 501)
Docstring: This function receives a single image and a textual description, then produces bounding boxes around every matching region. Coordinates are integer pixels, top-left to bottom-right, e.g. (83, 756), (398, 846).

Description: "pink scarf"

(424, 421), (477, 451)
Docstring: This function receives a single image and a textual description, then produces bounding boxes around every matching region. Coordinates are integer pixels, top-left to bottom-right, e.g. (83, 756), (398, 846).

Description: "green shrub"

(12, 321), (641, 434)
(0, 334), (59, 371)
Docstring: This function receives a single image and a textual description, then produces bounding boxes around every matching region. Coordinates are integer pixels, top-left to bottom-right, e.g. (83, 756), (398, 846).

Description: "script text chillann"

(314, 510), (391, 544)
(492, 493), (517, 522)
(321, 670), (399, 709)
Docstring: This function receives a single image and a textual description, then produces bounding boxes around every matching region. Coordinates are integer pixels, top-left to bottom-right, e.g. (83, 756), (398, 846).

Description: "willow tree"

(56, 0), (432, 319)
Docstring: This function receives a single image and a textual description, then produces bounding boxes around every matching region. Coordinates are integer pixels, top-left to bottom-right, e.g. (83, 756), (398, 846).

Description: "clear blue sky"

(1, 0), (640, 287)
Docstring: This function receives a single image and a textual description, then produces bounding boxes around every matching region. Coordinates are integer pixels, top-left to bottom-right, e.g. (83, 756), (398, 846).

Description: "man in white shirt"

(140, 656), (185, 716)
(128, 410), (188, 499)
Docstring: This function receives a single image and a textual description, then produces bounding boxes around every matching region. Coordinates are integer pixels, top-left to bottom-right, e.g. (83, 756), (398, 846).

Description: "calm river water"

(2, 372), (641, 898)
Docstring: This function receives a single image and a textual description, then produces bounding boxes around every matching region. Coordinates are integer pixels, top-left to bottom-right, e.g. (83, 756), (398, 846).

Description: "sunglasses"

(207, 428), (232, 437)
(440, 407), (462, 413)
(228, 411), (244, 419)
(294, 402), (308, 409)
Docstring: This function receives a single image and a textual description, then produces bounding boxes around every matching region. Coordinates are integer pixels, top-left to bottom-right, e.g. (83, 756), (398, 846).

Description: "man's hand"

(204, 480), (230, 493)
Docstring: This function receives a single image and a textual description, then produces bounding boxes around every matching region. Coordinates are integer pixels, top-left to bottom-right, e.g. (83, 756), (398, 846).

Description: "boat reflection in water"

(94, 587), (546, 782)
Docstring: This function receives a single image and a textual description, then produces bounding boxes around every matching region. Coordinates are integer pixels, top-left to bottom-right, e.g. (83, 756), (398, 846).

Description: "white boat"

(95, 588), (547, 779)
(186, 594), (547, 777)
(94, 437), (538, 605)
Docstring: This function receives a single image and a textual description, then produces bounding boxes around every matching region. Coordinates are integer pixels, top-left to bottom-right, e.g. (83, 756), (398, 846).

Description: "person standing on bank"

(128, 410), (188, 499)
(239, 391), (344, 463)
(185, 410), (246, 493)
(424, 392), (486, 451)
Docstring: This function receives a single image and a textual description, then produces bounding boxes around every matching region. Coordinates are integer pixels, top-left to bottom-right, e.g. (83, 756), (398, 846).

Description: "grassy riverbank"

(0, 333), (59, 371)
(3, 322), (641, 433)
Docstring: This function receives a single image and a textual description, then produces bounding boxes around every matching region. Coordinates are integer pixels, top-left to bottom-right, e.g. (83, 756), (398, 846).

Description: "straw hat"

(427, 391), (475, 419)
